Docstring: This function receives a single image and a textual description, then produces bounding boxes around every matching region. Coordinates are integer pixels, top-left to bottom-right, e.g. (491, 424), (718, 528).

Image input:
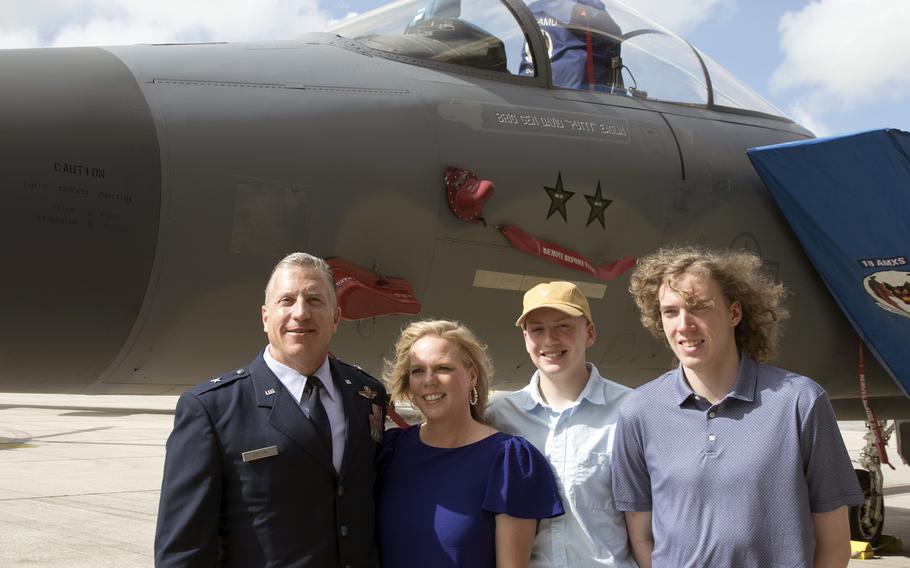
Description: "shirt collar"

(671, 366), (694, 406)
(672, 353), (756, 406)
(579, 363), (608, 405)
(514, 373), (544, 411)
(728, 355), (757, 402)
(517, 363), (606, 410)
(263, 347), (336, 404)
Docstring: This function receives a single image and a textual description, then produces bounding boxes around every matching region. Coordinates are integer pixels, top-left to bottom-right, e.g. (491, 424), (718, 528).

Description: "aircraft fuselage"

(0, 33), (904, 418)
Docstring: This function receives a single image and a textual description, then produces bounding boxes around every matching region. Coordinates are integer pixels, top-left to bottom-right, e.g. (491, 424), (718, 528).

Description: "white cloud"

(770, 0), (910, 110)
(0, 0), (334, 48)
(0, 0), (738, 49)
(786, 102), (829, 137)
(0, 28), (40, 49)
(624, 0), (736, 33)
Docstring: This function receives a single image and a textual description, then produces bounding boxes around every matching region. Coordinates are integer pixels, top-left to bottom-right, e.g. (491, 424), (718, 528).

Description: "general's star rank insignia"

(544, 171), (575, 222)
(584, 180), (612, 229)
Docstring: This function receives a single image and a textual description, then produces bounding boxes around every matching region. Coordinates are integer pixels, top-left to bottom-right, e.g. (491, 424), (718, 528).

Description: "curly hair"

(629, 246), (789, 362)
(383, 320), (493, 422)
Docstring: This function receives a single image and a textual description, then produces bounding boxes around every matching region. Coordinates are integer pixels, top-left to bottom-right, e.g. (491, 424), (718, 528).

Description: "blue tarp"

(748, 129), (910, 398)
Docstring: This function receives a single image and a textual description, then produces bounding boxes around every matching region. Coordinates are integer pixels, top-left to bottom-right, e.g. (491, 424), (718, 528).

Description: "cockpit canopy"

(328, 0), (785, 119)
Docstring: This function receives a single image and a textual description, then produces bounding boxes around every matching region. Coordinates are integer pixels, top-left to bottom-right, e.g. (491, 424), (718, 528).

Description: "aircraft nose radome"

(0, 46), (161, 393)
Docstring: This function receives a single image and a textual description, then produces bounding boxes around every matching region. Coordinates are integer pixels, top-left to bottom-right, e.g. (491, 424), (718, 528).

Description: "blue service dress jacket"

(154, 352), (386, 568)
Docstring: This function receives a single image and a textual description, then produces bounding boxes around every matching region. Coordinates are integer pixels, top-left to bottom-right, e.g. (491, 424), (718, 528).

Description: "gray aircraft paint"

(0, 47), (160, 393)
(0, 16), (904, 418)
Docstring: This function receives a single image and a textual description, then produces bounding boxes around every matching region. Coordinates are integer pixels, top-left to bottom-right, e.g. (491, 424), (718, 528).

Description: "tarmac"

(0, 393), (908, 567)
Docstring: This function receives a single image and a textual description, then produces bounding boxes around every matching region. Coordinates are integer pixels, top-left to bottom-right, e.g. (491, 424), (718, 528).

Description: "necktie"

(302, 376), (333, 454)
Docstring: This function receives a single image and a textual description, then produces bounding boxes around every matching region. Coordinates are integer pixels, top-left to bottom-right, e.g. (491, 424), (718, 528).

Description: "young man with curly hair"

(612, 246), (863, 568)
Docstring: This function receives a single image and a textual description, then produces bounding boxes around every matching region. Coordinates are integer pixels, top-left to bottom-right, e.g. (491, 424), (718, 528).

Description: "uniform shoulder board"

(333, 357), (369, 374)
(332, 357), (382, 383)
(190, 367), (250, 394)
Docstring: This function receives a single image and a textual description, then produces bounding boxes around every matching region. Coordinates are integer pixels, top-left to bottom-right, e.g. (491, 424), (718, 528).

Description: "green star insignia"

(584, 180), (612, 228)
(544, 172), (575, 222)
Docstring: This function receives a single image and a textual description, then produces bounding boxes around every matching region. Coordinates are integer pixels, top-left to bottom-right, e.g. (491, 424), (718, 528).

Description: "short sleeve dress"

(376, 426), (564, 568)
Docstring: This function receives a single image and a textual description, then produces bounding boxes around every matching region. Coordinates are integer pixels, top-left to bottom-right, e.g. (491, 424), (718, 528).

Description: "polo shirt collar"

(671, 366), (694, 406)
(672, 353), (756, 406)
(727, 354), (757, 402)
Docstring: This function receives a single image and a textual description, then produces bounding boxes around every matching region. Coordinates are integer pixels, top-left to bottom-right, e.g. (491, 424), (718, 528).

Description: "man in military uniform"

(155, 252), (386, 567)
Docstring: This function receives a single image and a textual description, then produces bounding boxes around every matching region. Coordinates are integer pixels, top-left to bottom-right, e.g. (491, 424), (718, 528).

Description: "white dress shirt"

(264, 347), (346, 472)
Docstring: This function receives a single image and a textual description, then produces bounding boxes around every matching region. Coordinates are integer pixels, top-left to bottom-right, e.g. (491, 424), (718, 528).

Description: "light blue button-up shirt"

(486, 364), (635, 568)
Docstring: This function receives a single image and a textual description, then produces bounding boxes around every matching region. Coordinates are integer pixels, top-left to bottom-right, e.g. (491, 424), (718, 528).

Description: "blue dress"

(376, 426), (564, 568)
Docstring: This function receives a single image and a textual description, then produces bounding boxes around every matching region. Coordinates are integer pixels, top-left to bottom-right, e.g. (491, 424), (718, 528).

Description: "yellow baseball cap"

(515, 281), (592, 327)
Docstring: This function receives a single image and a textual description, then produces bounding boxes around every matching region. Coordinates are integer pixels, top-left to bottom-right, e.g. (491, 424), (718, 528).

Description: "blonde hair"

(383, 320), (493, 422)
(629, 246), (789, 362)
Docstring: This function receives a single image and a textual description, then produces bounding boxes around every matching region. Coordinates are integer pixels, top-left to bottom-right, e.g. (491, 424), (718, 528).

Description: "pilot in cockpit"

(520, 0), (623, 92)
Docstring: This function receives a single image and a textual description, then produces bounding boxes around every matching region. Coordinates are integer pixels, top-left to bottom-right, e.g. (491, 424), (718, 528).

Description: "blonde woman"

(376, 320), (563, 568)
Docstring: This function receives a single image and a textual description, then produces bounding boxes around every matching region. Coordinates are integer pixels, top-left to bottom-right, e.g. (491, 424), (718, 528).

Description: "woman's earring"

(469, 386), (479, 406)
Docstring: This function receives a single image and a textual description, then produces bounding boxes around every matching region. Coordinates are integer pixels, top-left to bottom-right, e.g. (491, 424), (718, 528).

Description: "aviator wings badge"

(358, 386), (378, 400)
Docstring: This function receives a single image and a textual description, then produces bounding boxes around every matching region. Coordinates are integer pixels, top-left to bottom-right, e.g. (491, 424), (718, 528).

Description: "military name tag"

(242, 445), (279, 462)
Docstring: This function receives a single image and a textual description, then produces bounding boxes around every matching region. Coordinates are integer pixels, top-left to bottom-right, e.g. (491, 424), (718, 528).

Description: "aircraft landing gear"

(850, 420), (894, 544)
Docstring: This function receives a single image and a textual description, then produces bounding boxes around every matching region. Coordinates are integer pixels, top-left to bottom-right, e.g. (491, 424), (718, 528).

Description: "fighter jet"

(3, 0), (906, 410)
(3, 0), (907, 543)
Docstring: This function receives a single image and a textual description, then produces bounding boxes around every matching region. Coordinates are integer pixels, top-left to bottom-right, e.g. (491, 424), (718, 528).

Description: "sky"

(1, 0), (907, 137)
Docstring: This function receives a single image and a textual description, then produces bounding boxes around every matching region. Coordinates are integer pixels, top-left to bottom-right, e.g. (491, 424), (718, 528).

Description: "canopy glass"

(328, 0), (786, 118)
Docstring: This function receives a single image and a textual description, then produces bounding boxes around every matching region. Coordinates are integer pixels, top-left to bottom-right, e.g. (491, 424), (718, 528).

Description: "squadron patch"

(863, 270), (910, 319)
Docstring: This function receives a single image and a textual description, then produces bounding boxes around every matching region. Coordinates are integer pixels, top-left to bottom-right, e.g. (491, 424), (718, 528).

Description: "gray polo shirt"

(611, 356), (863, 568)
